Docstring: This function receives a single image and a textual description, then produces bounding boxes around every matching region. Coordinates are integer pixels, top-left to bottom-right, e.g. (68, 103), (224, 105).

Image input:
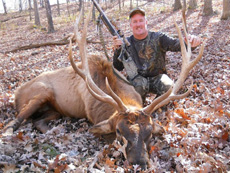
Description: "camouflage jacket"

(113, 31), (181, 78)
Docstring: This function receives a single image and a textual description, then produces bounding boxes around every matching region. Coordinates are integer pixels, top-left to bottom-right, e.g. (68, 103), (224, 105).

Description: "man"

(113, 7), (202, 100)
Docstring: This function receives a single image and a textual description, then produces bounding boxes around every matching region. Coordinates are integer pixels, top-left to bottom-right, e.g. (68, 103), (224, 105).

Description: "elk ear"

(89, 116), (117, 135)
(152, 122), (165, 136)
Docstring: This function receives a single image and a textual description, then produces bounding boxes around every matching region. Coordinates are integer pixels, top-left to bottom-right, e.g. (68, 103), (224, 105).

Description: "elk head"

(69, 6), (204, 169)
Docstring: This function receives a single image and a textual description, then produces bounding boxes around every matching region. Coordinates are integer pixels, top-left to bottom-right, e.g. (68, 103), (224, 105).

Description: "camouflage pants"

(132, 74), (173, 101)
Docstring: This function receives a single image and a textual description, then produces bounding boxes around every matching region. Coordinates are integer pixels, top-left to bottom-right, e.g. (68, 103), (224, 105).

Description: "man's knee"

(158, 74), (173, 95)
(149, 74), (173, 96)
(160, 74), (173, 86)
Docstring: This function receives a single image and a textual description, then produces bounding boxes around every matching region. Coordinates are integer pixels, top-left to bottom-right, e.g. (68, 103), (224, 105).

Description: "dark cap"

(129, 7), (145, 19)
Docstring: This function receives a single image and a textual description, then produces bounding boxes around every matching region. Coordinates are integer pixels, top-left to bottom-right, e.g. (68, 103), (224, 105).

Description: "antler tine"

(68, 39), (85, 79)
(149, 81), (193, 113)
(105, 77), (128, 112)
(143, 16), (204, 115)
(74, 8), (89, 72)
(173, 18), (205, 93)
(85, 78), (121, 111)
(142, 85), (173, 114)
(69, 4), (128, 112)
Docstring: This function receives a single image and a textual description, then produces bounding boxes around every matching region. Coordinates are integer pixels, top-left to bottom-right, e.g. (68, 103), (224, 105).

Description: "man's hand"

(185, 35), (202, 48)
(113, 36), (123, 50)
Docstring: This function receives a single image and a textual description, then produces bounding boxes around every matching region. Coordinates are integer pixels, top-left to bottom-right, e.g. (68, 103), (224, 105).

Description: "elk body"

(3, 6), (204, 169)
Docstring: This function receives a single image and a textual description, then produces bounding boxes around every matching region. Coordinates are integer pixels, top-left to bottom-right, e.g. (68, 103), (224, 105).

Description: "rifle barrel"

(92, 0), (120, 37)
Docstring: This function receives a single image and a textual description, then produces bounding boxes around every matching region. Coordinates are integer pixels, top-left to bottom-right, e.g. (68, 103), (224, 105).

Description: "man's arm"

(112, 36), (124, 71)
(159, 33), (202, 52)
(113, 48), (124, 71)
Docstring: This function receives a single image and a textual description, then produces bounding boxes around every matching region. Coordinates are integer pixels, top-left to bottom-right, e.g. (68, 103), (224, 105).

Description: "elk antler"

(68, 5), (128, 112)
(142, 16), (205, 115)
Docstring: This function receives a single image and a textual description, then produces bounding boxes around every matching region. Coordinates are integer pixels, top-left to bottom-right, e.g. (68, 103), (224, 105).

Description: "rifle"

(92, 0), (140, 81)
(92, 0), (121, 38)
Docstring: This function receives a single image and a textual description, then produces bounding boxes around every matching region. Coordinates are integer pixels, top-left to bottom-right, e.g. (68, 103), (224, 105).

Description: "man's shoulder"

(149, 31), (166, 38)
(127, 35), (133, 42)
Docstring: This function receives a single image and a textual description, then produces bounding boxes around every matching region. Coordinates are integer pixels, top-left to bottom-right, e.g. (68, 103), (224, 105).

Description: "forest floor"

(0, 0), (229, 172)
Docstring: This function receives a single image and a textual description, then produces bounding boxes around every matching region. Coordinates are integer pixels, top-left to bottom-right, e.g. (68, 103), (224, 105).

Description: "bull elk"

(2, 6), (204, 169)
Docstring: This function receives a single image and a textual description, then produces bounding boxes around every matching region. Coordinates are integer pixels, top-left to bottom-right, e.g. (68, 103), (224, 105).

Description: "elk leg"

(33, 111), (61, 133)
(3, 93), (52, 133)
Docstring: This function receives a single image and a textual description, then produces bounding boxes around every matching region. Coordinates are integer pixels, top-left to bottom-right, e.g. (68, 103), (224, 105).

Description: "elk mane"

(87, 55), (142, 109)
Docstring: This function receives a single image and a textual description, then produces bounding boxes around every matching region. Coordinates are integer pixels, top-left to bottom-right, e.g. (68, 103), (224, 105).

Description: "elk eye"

(116, 129), (121, 135)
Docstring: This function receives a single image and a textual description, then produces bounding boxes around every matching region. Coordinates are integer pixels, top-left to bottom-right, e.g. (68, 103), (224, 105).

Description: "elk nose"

(130, 159), (147, 170)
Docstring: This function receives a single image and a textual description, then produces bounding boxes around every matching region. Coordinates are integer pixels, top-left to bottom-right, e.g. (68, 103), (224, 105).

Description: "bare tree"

(221, 0), (230, 20)
(130, 0), (133, 10)
(188, 0), (197, 9)
(203, 0), (213, 16)
(28, 0), (32, 20)
(2, 0), (7, 14)
(40, 0), (44, 8)
(92, 5), (96, 21)
(19, 0), (23, 12)
(44, 0), (55, 33)
(173, 0), (182, 11)
(118, 0), (121, 11)
(33, 0), (41, 26)
(66, 0), (70, 16)
(78, 0), (83, 11)
(57, 0), (60, 16)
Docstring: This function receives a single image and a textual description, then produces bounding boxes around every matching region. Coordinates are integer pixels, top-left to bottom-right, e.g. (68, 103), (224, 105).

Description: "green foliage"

(42, 143), (60, 158)
(57, 14), (77, 25)
(0, 22), (18, 31)
(0, 22), (6, 30)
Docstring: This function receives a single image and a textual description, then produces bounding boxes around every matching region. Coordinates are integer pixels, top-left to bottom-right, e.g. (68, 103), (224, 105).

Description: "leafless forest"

(0, 0), (229, 172)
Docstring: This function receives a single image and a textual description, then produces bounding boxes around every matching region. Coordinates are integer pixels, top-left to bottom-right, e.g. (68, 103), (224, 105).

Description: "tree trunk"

(130, 0), (133, 10)
(2, 0), (7, 14)
(66, 0), (70, 17)
(33, 0), (41, 26)
(44, 0), (55, 33)
(57, 0), (60, 16)
(203, 0), (213, 16)
(118, 0), (121, 12)
(40, 0), (45, 8)
(221, 0), (230, 20)
(173, 0), (182, 11)
(92, 5), (96, 21)
(105, 0), (108, 10)
(78, 0), (82, 11)
(82, 0), (85, 19)
(188, 0), (197, 9)
(28, 0), (32, 20)
(19, 0), (23, 12)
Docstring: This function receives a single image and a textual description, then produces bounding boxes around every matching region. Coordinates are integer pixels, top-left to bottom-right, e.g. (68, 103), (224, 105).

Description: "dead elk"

(2, 8), (204, 169)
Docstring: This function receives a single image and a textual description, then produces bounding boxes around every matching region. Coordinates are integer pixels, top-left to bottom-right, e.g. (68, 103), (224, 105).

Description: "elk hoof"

(2, 127), (14, 136)
(33, 120), (50, 133)
(2, 119), (22, 135)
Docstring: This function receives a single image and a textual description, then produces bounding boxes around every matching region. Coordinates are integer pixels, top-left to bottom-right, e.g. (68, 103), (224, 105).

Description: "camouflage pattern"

(132, 74), (173, 100)
(113, 31), (181, 99)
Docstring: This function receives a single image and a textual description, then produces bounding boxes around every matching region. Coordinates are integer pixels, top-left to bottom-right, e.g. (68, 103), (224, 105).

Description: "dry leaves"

(0, 0), (229, 172)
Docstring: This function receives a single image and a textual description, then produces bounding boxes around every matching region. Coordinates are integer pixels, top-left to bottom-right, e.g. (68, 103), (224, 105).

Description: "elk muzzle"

(125, 138), (150, 169)
(116, 121), (153, 170)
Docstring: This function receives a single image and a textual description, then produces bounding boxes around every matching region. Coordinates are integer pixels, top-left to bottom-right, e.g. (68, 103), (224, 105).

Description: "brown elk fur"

(8, 54), (142, 132)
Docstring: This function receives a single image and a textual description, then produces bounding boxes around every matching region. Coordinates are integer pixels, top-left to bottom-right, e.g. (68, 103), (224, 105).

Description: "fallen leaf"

(105, 158), (115, 168)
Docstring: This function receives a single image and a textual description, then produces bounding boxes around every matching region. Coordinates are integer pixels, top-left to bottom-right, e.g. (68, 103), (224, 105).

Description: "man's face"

(130, 13), (148, 40)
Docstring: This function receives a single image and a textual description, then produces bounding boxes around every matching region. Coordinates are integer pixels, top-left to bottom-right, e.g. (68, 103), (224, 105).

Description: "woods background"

(0, 0), (229, 172)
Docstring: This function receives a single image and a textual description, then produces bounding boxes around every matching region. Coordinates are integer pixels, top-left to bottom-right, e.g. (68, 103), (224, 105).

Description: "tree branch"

(3, 36), (101, 53)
